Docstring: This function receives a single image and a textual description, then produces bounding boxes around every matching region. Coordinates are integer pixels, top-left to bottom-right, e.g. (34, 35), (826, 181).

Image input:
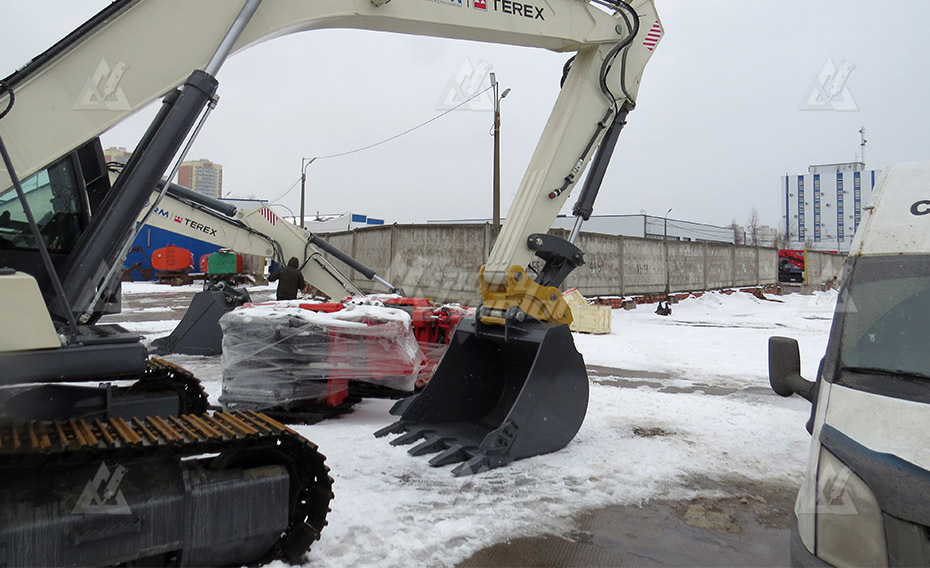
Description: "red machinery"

(219, 296), (473, 422)
(152, 244), (193, 272)
(778, 249), (806, 283)
(152, 244), (194, 284)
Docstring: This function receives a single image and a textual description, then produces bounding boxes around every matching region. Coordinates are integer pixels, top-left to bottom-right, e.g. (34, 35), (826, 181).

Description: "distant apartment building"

(178, 159), (223, 198)
(104, 150), (224, 199)
(731, 224), (780, 247)
(781, 162), (881, 252)
(103, 146), (132, 167)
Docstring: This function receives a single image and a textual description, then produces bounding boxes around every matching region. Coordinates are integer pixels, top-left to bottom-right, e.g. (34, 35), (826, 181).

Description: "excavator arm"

(147, 182), (371, 301)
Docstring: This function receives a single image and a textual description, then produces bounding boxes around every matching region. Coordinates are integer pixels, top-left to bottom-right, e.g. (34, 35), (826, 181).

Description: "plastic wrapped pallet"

(219, 301), (425, 411)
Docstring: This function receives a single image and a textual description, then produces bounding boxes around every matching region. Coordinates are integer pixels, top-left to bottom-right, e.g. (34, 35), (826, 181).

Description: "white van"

(770, 160), (930, 567)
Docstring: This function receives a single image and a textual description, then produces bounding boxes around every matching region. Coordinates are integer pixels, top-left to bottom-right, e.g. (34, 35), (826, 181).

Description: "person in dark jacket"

(268, 256), (306, 300)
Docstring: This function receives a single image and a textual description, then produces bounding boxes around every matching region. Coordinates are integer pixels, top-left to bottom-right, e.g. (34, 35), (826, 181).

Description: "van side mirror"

(768, 336), (816, 403)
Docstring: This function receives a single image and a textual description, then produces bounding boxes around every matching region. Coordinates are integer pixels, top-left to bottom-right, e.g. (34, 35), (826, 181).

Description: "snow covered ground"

(114, 283), (838, 567)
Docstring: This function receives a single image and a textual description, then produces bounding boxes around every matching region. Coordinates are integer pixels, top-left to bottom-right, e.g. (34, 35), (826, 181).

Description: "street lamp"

(490, 72), (510, 228)
(300, 157), (316, 229)
(664, 207), (672, 241)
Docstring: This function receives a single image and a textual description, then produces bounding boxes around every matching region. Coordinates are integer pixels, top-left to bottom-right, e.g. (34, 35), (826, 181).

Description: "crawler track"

(0, 409), (333, 563)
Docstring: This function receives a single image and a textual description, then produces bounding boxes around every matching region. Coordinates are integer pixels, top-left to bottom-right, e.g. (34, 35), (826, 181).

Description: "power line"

(269, 85), (493, 206)
(313, 85), (493, 161)
(269, 176), (301, 203)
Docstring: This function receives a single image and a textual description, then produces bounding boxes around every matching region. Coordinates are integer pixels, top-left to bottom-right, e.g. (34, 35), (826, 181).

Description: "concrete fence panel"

(758, 248), (778, 286)
(564, 232), (625, 296)
(733, 246), (759, 287)
(705, 242), (735, 290)
(668, 240), (705, 293)
(619, 238), (668, 295)
(390, 224), (487, 303)
(806, 251), (845, 285)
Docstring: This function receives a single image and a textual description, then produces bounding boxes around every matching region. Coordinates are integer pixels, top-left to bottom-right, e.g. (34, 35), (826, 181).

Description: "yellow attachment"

(478, 265), (573, 326)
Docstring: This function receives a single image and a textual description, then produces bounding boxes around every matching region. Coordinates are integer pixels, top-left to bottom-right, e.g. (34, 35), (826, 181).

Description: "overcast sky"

(2, 1), (929, 229)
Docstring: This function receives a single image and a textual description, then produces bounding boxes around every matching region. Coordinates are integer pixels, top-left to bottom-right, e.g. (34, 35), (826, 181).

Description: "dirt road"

(460, 474), (796, 567)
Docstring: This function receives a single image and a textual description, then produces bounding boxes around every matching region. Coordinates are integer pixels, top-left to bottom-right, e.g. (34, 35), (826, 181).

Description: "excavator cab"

(0, 139), (121, 321)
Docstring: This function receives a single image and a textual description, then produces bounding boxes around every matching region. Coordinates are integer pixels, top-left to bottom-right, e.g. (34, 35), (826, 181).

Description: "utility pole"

(859, 126), (867, 167)
(490, 73), (510, 228)
(300, 157), (316, 229)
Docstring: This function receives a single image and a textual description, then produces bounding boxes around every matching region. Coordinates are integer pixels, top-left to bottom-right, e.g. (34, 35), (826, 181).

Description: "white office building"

(781, 162), (880, 252)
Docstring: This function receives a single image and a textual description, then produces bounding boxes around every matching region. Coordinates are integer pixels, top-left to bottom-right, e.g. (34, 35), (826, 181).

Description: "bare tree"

(747, 209), (761, 247)
(775, 219), (789, 250)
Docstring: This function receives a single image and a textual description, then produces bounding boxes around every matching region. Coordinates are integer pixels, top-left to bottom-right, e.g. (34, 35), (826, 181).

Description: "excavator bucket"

(376, 315), (588, 476)
(151, 282), (250, 356)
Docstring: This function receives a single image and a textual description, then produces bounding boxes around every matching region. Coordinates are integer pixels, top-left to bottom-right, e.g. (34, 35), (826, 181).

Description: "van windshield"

(839, 255), (930, 378)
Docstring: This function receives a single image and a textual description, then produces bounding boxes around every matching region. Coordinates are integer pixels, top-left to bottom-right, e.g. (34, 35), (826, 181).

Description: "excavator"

(139, 178), (400, 357)
(0, 0), (660, 564)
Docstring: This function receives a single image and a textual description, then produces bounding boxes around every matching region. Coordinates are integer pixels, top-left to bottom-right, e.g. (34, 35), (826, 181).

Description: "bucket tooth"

(428, 444), (475, 467)
(409, 436), (449, 456)
(389, 429), (431, 447)
(452, 455), (492, 477)
(388, 395), (417, 417)
(373, 421), (407, 438)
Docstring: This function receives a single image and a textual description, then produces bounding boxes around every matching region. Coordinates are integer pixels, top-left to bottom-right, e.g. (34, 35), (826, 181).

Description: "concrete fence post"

(618, 236), (625, 297)
(702, 241), (708, 291)
(388, 224), (397, 287)
(731, 244), (737, 288)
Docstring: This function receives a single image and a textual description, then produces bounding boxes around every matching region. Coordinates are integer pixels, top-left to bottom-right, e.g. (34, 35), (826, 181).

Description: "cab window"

(0, 157), (82, 253)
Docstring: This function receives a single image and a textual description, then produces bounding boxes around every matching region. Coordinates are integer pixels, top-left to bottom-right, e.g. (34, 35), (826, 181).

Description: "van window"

(839, 255), (930, 376)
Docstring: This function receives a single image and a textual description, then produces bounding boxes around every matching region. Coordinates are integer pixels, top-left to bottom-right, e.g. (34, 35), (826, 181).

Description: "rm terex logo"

(911, 200), (930, 216)
(153, 207), (218, 236)
(480, 0), (544, 20)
